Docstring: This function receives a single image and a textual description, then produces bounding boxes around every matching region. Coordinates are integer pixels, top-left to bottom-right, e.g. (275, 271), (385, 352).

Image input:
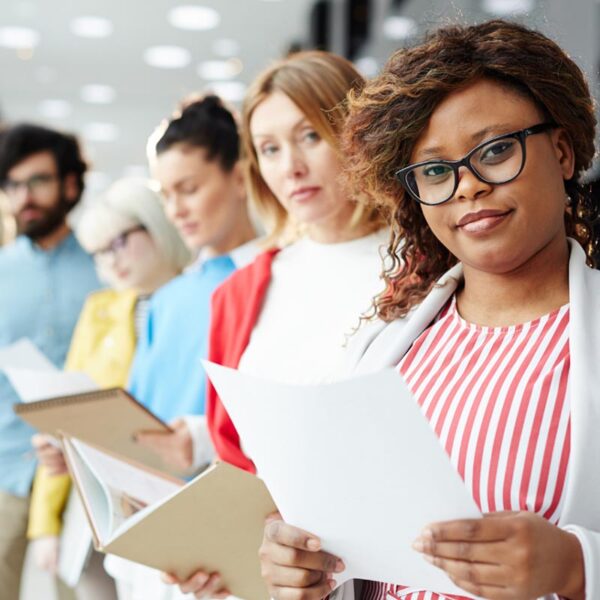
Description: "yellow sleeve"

(27, 466), (72, 539)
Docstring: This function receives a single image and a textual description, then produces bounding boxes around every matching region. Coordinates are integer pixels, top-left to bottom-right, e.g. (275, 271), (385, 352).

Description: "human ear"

(62, 173), (80, 204)
(552, 128), (575, 181)
(230, 160), (247, 200)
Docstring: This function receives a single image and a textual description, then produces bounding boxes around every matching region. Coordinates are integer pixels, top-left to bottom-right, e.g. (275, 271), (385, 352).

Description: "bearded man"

(0, 124), (100, 599)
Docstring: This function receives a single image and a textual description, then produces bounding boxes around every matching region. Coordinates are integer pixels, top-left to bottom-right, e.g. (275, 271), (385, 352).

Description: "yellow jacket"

(27, 288), (139, 538)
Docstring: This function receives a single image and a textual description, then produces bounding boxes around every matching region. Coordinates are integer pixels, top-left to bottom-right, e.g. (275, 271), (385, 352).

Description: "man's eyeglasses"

(93, 225), (146, 260)
(2, 173), (59, 199)
(395, 123), (557, 206)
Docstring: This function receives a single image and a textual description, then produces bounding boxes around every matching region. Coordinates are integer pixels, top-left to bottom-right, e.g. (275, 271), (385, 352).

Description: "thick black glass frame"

(395, 122), (557, 206)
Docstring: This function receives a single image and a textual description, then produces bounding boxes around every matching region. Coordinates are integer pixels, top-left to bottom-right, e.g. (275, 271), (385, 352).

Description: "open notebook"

(62, 436), (276, 600)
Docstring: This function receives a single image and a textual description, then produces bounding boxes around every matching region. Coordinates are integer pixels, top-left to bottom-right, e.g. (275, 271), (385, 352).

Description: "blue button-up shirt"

(0, 233), (100, 496)
(128, 255), (237, 422)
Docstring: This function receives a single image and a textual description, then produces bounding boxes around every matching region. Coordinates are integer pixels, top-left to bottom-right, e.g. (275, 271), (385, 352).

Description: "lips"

(290, 186), (321, 202)
(456, 209), (513, 234)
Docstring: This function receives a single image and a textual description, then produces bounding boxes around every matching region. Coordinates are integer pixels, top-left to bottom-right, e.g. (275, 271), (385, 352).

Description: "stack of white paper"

(204, 363), (481, 598)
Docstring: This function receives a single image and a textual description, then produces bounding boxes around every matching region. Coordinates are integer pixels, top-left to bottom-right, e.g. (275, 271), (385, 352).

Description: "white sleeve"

(181, 415), (215, 470)
(562, 525), (599, 600)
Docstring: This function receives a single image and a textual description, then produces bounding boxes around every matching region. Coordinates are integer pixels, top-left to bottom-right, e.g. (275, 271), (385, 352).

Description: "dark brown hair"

(343, 19), (597, 321)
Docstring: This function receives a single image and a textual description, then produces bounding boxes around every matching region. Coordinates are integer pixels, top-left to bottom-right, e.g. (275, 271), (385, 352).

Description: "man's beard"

(16, 194), (71, 241)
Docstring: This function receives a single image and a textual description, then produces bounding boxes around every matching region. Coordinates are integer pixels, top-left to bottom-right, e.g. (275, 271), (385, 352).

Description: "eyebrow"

(251, 116), (312, 140)
(416, 123), (517, 160)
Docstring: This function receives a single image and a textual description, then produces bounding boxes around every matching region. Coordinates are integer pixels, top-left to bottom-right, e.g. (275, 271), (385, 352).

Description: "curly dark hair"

(343, 19), (598, 321)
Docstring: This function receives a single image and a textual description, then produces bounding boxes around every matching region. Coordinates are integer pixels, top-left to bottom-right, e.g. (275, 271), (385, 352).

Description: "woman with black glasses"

(257, 20), (599, 600)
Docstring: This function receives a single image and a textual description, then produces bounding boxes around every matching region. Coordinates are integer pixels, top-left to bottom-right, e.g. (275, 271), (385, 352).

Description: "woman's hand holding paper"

(161, 569), (229, 599)
(412, 511), (585, 600)
(259, 513), (345, 600)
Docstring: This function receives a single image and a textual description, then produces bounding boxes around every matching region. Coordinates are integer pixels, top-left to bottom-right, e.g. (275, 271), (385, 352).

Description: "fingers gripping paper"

(203, 362), (481, 597)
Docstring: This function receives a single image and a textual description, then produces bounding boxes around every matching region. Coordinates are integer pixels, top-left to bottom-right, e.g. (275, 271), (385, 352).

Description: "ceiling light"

(383, 16), (418, 40)
(70, 16), (113, 38)
(0, 26), (40, 49)
(482, 0), (535, 14)
(38, 99), (72, 119)
(168, 5), (220, 31)
(207, 81), (247, 103)
(81, 84), (116, 104)
(355, 57), (379, 78)
(212, 38), (240, 58)
(83, 122), (119, 143)
(197, 58), (243, 80)
(144, 45), (191, 69)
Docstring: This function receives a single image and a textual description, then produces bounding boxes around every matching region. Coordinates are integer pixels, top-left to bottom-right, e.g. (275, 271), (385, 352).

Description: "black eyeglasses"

(395, 122), (557, 206)
(2, 173), (59, 199)
(93, 225), (146, 260)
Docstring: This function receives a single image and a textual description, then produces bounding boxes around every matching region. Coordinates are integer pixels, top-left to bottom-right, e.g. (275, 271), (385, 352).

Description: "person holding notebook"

(166, 51), (389, 598)
(257, 20), (599, 600)
(28, 178), (189, 599)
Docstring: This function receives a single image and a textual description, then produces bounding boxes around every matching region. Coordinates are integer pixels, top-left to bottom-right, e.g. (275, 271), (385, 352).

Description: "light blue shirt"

(128, 255), (238, 422)
(0, 233), (100, 497)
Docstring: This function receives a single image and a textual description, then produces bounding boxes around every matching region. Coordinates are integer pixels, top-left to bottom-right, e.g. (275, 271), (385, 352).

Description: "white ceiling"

(0, 0), (314, 197)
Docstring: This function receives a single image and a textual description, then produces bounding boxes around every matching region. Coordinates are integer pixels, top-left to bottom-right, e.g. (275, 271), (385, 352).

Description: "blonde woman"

(29, 178), (189, 600)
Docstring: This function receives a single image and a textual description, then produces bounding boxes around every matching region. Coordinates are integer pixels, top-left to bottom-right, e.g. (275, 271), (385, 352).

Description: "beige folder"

(63, 436), (276, 600)
(14, 387), (174, 473)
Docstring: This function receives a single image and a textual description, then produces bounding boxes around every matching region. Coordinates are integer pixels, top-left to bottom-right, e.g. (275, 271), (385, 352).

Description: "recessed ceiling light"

(354, 57), (379, 78)
(168, 5), (220, 31)
(70, 16), (113, 38)
(207, 81), (247, 103)
(197, 58), (243, 80)
(0, 26), (40, 49)
(83, 122), (119, 143)
(212, 38), (240, 58)
(383, 16), (418, 40)
(38, 99), (72, 119)
(482, 0), (534, 14)
(81, 84), (116, 104)
(144, 45), (191, 69)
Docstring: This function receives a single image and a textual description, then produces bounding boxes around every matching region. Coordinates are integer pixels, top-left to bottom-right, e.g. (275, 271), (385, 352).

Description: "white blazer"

(341, 239), (600, 600)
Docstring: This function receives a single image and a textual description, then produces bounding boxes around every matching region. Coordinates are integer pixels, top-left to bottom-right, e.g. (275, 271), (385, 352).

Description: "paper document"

(204, 363), (481, 598)
(0, 338), (56, 372)
(5, 367), (99, 403)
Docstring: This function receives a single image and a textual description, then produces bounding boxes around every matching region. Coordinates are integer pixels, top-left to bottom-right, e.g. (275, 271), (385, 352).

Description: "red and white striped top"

(363, 297), (571, 600)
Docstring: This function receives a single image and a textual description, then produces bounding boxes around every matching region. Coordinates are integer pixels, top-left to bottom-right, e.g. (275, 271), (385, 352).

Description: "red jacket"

(206, 249), (279, 473)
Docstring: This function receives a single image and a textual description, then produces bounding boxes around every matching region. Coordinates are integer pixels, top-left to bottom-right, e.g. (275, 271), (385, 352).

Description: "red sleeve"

(206, 249), (278, 474)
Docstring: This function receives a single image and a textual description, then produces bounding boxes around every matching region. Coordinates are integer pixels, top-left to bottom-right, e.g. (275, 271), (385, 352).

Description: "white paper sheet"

(4, 367), (99, 403)
(204, 362), (481, 597)
(0, 338), (56, 372)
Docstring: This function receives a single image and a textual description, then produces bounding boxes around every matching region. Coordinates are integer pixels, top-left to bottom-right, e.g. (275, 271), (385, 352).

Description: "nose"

(284, 146), (308, 179)
(454, 166), (493, 203)
(165, 193), (188, 220)
(10, 184), (33, 212)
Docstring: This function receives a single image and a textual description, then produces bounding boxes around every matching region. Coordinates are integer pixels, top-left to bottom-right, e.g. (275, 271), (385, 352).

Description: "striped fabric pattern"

(363, 298), (571, 600)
